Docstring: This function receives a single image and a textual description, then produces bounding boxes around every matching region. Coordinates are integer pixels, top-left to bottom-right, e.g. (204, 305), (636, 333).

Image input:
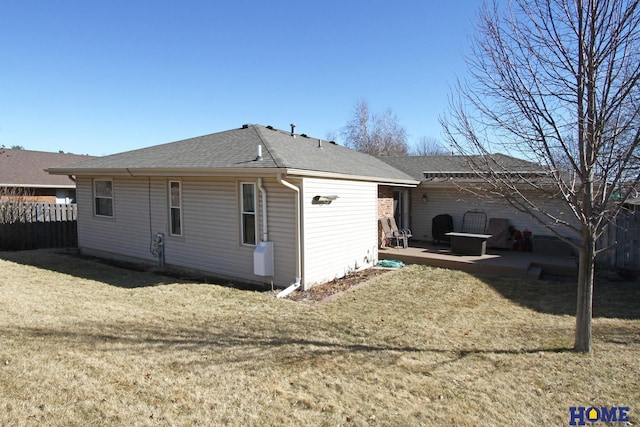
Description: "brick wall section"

(377, 186), (395, 247)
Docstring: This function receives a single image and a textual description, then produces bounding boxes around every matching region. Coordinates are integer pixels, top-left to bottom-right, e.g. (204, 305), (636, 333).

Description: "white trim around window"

(93, 178), (114, 217)
(169, 180), (183, 236)
(240, 182), (257, 246)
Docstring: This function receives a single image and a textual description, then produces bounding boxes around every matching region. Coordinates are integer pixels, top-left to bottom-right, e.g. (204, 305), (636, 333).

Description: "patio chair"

(388, 217), (412, 248)
(380, 218), (408, 248)
(462, 210), (487, 234)
(486, 218), (511, 249)
(432, 214), (453, 245)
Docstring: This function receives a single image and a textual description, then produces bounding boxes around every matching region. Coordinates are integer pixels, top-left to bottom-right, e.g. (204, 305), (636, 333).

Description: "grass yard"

(0, 250), (638, 426)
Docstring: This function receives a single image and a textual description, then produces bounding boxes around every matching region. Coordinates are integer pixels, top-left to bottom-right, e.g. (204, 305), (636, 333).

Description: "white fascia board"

(0, 183), (76, 189)
(283, 168), (419, 186)
(46, 167), (286, 178)
(46, 166), (419, 186)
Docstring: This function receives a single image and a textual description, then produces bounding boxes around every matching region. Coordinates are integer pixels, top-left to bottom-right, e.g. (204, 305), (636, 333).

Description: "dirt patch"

(286, 267), (394, 303)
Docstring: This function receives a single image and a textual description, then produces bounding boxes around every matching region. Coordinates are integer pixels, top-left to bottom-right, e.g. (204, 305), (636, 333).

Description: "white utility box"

(253, 241), (274, 276)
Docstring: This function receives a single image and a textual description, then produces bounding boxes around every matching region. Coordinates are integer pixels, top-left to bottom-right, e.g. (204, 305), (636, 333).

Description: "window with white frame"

(94, 179), (113, 217)
(241, 182), (256, 245)
(169, 180), (182, 236)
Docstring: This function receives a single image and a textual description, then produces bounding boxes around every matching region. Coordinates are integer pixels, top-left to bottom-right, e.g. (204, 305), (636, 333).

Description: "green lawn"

(1, 250), (638, 426)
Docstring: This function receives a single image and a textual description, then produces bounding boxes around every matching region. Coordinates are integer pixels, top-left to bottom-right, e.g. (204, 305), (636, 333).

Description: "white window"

(241, 182), (256, 245)
(94, 179), (113, 217)
(169, 180), (182, 236)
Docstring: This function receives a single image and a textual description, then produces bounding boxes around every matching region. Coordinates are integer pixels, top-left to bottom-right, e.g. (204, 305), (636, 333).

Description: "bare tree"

(342, 100), (409, 156)
(0, 186), (34, 223)
(441, 0), (640, 353)
(410, 136), (450, 156)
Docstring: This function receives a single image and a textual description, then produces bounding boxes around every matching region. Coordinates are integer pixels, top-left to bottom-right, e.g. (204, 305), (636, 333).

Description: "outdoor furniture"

(432, 214), (453, 245)
(486, 218), (511, 249)
(389, 217), (412, 243)
(380, 218), (407, 248)
(446, 232), (492, 256)
(462, 210), (487, 234)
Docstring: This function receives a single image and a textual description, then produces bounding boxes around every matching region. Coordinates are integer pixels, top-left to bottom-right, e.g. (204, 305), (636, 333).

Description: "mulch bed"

(285, 268), (393, 303)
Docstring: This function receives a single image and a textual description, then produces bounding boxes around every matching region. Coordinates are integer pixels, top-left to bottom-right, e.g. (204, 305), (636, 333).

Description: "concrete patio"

(379, 241), (578, 279)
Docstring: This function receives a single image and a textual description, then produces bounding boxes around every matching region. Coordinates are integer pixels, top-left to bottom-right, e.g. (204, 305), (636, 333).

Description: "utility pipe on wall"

(257, 177), (268, 242)
(276, 173), (302, 297)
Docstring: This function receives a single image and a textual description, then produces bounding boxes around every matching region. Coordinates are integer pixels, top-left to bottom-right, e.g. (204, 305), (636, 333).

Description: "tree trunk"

(574, 227), (595, 353)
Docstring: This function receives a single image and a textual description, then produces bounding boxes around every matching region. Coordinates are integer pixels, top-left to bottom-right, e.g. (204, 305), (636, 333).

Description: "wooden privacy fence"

(0, 203), (77, 250)
(598, 208), (640, 271)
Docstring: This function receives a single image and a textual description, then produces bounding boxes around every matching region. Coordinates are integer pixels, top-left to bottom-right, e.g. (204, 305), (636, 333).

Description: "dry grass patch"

(0, 250), (638, 426)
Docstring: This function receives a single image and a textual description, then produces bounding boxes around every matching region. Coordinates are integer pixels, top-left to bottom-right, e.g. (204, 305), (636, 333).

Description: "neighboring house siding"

(411, 185), (581, 242)
(302, 178), (378, 287)
(76, 176), (297, 287)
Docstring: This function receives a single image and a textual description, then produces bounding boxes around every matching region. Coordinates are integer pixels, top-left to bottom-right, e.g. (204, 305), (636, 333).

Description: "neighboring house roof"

(47, 124), (418, 185)
(378, 154), (547, 183)
(0, 149), (93, 188)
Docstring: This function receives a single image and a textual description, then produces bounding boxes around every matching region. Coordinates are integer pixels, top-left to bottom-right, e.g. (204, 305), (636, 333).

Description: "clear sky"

(0, 1), (479, 156)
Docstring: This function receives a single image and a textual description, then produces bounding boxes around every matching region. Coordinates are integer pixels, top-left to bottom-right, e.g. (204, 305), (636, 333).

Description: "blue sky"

(0, 1), (479, 156)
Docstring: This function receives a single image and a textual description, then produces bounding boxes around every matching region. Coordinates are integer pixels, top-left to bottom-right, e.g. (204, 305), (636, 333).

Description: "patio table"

(445, 232), (492, 256)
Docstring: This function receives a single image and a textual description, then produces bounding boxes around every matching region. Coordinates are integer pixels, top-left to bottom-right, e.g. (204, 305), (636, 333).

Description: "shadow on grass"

(1, 323), (576, 370)
(0, 249), (266, 290)
(0, 249), (172, 288)
(480, 274), (640, 320)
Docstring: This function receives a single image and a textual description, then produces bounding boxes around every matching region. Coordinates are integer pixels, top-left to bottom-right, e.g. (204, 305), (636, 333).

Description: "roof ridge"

(252, 125), (286, 168)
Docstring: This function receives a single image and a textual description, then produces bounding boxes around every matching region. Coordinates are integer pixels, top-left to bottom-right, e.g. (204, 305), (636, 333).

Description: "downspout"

(276, 173), (302, 298)
(257, 177), (268, 242)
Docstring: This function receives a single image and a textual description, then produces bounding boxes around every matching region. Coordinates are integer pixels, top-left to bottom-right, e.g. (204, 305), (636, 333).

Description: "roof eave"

(48, 166), (419, 186)
(284, 168), (419, 186)
(47, 167), (288, 178)
(0, 182), (76, 189)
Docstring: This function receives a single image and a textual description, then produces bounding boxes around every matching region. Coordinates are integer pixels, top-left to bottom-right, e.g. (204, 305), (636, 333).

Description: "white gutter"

(0, 183), (77, 188)
(257, 177), (268, 242)
(276, 173), (302, 298)
(47, 167), (420, 187)
(283, 168), (419, 186)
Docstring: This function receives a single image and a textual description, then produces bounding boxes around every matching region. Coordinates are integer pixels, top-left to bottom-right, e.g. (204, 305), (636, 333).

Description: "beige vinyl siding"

(163, 177), (241, 277)
(165, 177), (296, 286)
(75, 176), (297, 287)
(301, 178), (378, 288)
(75, 176), (94, 250)
(411, 185), (581, 242)
(76, 176), (162, 260)
(263, 177), (297, 286)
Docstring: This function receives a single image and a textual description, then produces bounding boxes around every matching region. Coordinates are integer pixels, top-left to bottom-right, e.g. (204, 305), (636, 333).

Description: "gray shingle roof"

(378, 154), (546, 182)
(47, 124), (417, 184)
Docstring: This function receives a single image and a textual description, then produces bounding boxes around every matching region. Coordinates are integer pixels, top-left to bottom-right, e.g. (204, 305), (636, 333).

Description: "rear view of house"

(48, 124), (417, 289)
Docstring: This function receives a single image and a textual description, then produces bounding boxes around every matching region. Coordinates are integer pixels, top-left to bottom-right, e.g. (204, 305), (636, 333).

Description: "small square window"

(94, 179), (113, 217)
